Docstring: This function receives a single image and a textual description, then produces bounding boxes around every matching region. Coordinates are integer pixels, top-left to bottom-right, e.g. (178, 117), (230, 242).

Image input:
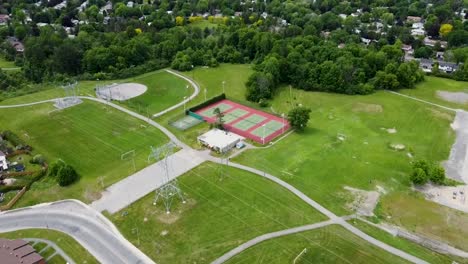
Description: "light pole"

(281, 113), (285, 133)
(222, 81), (226, 94)
(204, 88), (207, 101)
(186, 85), (189, 98)
(262, 124), (266, 145)
(183, 96), (187, 113)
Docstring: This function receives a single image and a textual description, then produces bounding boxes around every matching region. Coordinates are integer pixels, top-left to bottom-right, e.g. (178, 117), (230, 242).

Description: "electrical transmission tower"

(149, 142), (185, 214)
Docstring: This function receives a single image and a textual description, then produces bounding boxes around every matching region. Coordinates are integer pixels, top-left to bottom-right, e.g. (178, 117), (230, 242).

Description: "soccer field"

(0, 101), (168, 206)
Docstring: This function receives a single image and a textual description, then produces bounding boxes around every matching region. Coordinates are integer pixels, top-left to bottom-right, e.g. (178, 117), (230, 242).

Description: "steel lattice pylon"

(149, 142), (185, 214)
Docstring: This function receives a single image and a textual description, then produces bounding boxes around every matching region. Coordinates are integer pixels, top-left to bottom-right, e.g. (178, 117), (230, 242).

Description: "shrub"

(410, 167), (429, 185)
(57, 165), (79, 187)
(49, 159), (66, 177)
(412, 160), (430, 175)
(30, 154), (45, 165)
(429, 165), (446, 184)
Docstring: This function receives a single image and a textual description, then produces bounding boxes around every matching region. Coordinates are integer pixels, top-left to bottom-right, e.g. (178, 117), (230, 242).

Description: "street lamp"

(186, 85), (189, 98)
(222, 81), (226, 94)
(204, 88), (207, 101)
(183, 96), (187, 113)
(262, 124), (266, 145)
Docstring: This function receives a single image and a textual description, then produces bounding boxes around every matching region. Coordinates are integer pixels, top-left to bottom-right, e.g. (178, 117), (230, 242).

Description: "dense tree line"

(0, 0), (466, 97)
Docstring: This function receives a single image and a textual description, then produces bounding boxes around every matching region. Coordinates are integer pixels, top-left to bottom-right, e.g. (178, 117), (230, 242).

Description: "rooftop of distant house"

(0, 238), (45, 264)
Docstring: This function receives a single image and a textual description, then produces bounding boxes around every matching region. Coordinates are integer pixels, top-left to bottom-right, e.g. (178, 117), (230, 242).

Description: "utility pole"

(222, 81), (226, 94)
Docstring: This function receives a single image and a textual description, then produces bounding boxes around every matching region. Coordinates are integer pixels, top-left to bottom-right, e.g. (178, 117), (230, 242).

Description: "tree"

(439, 24), (453, 37)
(373, 71), (400, 90)
(414, 46), (432, 58)
(57, 164), (79, 186)
(245, 72), (275, 102)
(175, 16), (184, 26)
(448, 30), (468, 47)
(410, 168), (429, 185)
(430, 165), (446, 184)
(288, 106), (311, 131)
(213, 107), (224, 129)
(413, 160), (431, 175)
(49, 159), (66, 177)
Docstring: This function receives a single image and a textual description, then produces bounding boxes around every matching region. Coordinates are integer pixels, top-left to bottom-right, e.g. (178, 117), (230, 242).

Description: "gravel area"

(97, 83), (147, 101)
(443, 110), (468, 183)
(437, 90), (468, 104)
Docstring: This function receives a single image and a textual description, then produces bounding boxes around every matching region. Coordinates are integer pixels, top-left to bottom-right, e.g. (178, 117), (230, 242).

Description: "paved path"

(386, 90), (457, 112)
(212, 220), (336, 264)
(0, 200), (155, 264)
(91, 148), (205, 213)
(26, 238), (76, 264)
(153, 69), (200, 117)
(204, 155), (428, 264)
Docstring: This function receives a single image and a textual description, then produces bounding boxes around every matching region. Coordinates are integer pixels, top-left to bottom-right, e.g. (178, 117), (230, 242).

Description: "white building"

(0, 151), (8, 171)
(197, 129), (244, 153)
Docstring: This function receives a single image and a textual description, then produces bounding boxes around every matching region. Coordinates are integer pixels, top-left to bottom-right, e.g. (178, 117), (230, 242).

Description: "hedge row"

(187, 93), (226, 114)
(1, 131), (26, 148)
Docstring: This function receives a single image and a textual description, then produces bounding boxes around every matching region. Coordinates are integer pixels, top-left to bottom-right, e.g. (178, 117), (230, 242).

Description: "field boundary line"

(386, 90), (457, 112)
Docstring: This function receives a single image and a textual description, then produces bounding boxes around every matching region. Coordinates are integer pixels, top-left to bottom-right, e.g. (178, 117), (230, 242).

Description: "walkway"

(0, 200), (155, 264)
(26, 238), (76, 264)
(386, 90), (457, 112)
(91, 148), (205, 213)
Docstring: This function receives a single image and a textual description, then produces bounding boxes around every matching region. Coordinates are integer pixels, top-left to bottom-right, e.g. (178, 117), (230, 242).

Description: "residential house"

(406, 16), (422, 23)
(7, 37), (24, 53)
(0, 151), (7, 171)
(0, 14), (10, 25)
(423, 37), (447, 49)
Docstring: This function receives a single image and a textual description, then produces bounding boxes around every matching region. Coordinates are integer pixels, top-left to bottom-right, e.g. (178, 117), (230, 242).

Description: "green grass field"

(0, 101), (168, 206)
(121, 71), (190, 115)
(0, 57), (16, 69)
(0, 229), (98, 264)
(225, 225), (411, 264)
(233, 87), (455, 214)
(349, 219), (468, 264)
(400, 76), (468, 111)
(110, 162), (326, 264)
(378, 191), (468, 252)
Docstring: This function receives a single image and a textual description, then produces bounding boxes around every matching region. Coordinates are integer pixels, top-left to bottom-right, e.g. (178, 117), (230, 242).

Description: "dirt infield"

(444, 110), (468, 183)
(97, 83), (147, 101)
(195, 99), (290, 144)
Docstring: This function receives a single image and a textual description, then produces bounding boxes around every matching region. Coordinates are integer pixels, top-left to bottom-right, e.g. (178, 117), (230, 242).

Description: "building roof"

(197, 129), (244, 150)
(0, 238), (45, 264)
(0, 150), (5, 157)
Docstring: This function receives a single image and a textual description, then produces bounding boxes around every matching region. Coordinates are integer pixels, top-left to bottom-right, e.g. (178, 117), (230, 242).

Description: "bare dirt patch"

(344, 186), (380, 216)
(437, 90), (468, 104)
(352, 103), (383, 113)
(417, 184), (468, 213)
(96, 83), (147, 101)
(443, 110), (468, 183)
(428, 108), (454, 121)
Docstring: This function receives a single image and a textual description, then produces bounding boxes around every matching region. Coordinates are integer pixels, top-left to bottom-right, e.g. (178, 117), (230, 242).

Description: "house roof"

(0, 238), (44, 264)
(197, 129), (244, 150)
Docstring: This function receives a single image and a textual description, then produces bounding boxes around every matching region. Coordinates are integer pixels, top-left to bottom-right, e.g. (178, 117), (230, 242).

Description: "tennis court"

(170, 115), (204, 131)
(194, 99), (290, 144)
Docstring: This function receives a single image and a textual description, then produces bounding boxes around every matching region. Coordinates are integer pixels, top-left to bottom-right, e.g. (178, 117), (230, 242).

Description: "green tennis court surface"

(224, 109), (249, 123)
(170, 115), (203, 130)
(232, 114), (266, 131)
(200, 103), (233, 117)
(251, 120), (284, 137)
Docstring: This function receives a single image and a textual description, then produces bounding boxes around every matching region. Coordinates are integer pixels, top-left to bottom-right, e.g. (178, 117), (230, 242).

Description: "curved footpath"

(0, 74), (430, 264)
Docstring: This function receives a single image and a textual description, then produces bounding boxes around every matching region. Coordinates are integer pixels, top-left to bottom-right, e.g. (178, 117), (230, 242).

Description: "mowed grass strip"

(0, 229), (98, 264)
(226, 225), (411, 264)
(110, 162), (326, 264)
(0, 101), (168, 206)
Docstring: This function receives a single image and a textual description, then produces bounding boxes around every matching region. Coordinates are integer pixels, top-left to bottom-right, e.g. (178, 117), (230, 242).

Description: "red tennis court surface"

(194, 99), (290, 144)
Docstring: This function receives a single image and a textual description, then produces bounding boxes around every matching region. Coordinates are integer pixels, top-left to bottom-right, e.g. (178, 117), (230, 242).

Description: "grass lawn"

(0, 101), (168, 206)
(399, 76), (468, 111)
(189, 20), (219, 29)
(155, 64), (254, 148)
(233, 87), (455, 215)
(378, 191), (468, 252)
(120, 71), (189, 115)
(349, 219), (467, 264)
(110, 162), (326, 264)
(0, 57), (16, 68)
(225, 225), (411, 264)
(0, 229), (98, 264)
